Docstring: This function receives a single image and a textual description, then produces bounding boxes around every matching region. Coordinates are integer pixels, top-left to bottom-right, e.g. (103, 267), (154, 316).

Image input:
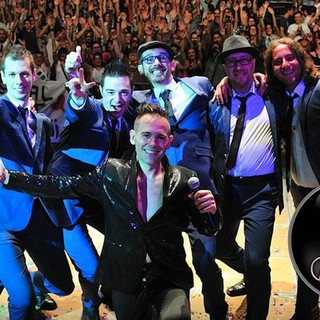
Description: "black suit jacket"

(7, 157), (215, 294)
(297, 80), (320, 182)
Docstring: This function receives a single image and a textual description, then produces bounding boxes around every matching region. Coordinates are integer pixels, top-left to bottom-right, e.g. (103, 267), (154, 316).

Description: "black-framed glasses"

(140, 54), (170, 64)
(224, 57), (253, 67)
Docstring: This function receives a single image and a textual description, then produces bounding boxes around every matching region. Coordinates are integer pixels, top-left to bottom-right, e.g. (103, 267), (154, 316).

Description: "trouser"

(0, 201), (74, 320)
(64, 219), (101, 308)
(216, 176), (278, 320)
(290, 181), (319, 319)
(186, 223), (228, 319)
(112, 264), (191, 320)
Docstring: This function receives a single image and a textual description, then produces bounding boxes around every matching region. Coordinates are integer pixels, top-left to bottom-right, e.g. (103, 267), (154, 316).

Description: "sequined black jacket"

(6, 156), (215, 294)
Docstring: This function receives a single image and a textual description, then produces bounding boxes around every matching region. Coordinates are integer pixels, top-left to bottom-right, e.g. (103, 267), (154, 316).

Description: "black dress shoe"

(226, 278), (247, 297)
(36, 293), (58, 311)
(289, 306), (320, 320)
(98, 286), (114, 311)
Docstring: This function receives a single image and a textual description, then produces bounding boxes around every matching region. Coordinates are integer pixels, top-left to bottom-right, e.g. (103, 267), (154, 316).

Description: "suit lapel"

(33, 113), (43, 158)
(299, 84), (315, 143)
(2, 95), (34, 153)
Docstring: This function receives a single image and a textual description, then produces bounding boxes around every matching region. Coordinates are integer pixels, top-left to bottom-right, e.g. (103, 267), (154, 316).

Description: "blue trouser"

(216, 177), (277, 320)
(291, 181), (319, 319)
(63, 219), (100, 307)
(0, 201), (74, 320)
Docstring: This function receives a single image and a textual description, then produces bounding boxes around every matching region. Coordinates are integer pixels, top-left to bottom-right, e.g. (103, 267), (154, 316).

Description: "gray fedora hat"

(138, 41), (175, 61)
(217, 35), (260, 63)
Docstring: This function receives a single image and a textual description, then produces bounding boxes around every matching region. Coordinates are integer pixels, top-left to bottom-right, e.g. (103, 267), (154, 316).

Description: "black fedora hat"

(138, 41), (175, 61)
(217, 35), (260, 63)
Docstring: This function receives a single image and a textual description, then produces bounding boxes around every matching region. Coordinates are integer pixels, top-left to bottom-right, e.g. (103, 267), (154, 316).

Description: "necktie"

(284, 96), (295, 191)
(160, 89), (176, 123)
(226, 95), (249, 170)
(18, 106), (27, 121)
(18, 106), (28, 133)
(109, 119), (119, 158)
(18, 106), (36, 144)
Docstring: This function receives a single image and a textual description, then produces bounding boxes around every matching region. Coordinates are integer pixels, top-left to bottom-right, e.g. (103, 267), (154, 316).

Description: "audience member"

(279, 4), (294, 37)
(287, 10), (311, 41)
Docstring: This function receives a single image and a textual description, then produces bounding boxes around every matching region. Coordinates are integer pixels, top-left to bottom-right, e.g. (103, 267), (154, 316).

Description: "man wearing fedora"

(209, 35), (283, 320)
(133, 40), (228, 320)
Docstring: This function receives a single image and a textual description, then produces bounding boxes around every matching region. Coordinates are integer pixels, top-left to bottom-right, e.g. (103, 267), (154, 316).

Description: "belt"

(226, 173), (275, 185)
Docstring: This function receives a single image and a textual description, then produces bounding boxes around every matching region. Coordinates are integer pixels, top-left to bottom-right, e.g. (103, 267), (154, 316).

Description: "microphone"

(187, 177), (218, 233)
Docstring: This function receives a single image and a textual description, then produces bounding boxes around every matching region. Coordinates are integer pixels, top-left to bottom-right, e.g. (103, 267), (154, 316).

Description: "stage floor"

(0, 188), (300, 319)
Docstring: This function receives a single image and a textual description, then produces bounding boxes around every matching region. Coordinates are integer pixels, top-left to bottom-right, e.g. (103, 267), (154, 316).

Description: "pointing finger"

(78, 68), (85, 84)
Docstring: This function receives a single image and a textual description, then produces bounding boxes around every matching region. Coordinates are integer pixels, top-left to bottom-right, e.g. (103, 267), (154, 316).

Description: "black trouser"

(112, 264), (191, 320)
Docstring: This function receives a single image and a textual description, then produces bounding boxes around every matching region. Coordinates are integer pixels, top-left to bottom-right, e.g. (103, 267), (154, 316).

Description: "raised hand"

(65, 46), (83, 78)
(65, 68), (96, 100)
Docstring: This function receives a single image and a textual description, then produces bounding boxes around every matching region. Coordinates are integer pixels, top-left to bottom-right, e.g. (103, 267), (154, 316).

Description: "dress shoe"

(81, 306), (100, 320)
(27, 309), (46, 320)
(289, 315), (319, 320)
(226, 278), (247, 297)
(98, 286), (114, 311)
(36, 293), (58, 311)
(289, 306), (320, 320)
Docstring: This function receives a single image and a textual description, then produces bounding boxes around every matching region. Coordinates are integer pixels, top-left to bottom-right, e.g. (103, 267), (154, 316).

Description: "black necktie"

(284, 96), (295, 191)
(226, 95), (249, 170)
(18, 106), (27, 121)
(109, 119), (119, 158)
(160, 89), (176, 123)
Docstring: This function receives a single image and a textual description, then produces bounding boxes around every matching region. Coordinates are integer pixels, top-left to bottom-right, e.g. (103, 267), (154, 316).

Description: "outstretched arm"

(0, 158), (102, 200)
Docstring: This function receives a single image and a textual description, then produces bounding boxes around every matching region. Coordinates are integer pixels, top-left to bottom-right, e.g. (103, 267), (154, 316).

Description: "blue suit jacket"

(0, 95), (60, 231)
(132, 76), (217, 194)
(209, 95), (284, 211)
(47, 95), (134, 225)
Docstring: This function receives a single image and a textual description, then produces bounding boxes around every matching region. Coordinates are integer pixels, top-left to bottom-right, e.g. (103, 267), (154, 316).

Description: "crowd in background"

(0, 0), (319, 94)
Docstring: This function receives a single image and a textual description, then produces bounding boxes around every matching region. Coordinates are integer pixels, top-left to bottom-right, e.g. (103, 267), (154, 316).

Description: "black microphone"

(187, 177), (218, 233)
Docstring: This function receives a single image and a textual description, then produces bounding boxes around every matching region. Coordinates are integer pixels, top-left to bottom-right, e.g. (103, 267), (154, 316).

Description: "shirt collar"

(153, 78), (178, 99)
(231, 82), (257, 99)
(286, 79), (305, 98)
(7, 93), (30, 110)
